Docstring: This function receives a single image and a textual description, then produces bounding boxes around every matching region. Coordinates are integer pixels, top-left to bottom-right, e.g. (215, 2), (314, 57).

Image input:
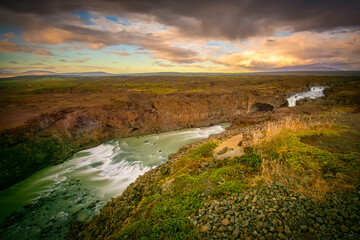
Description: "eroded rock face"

(0, 90), (288, 190)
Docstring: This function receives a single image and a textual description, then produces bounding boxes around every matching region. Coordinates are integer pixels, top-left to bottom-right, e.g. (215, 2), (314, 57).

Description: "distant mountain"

(21, 70), (57, 75)
(0, 70), (57, 78)
(1, 69), (359, 79)
(269, 65), (342, 72)
(61, 71), (114, 77)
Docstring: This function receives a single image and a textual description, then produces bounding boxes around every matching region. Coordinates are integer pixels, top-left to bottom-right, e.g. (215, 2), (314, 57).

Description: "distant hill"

(269, 65), (342, 72)
(1, 70), (359, 79)
(21, 70), (57, 75)
(61, 71), (114, 77)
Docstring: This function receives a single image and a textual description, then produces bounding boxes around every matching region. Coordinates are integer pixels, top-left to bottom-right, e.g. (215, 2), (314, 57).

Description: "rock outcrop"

(0, 91), (287, 190)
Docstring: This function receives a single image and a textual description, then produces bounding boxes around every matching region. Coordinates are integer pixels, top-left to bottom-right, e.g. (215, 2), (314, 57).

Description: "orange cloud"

(0, 39), (53, 56)
(212, 31), (360, 70)
(106, 51), (130, 56)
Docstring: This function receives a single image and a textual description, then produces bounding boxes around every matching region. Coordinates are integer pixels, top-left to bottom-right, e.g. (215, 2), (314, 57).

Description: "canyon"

(0, 75), (341, 190)
(0, 74), (359, 239)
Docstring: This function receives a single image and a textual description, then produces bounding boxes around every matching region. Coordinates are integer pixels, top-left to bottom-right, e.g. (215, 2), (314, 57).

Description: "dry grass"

(260, 158), (332, 199)
(262, 116), (333, 143)
(249, 116), (356, 199)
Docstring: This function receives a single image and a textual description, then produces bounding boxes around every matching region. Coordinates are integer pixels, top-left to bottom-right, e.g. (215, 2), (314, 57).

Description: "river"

(0, 123), (229, 239)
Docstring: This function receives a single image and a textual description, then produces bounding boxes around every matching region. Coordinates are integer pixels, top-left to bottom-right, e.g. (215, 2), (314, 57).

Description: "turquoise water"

(0, 123), (229, 239)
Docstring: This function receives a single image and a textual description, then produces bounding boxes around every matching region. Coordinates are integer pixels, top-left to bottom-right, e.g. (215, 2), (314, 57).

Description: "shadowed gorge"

(250, 103), (274, 113)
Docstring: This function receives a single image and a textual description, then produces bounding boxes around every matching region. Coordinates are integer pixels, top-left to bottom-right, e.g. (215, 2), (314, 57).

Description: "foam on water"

(0, 123), (229, 239)
(287, 86), (327, 107)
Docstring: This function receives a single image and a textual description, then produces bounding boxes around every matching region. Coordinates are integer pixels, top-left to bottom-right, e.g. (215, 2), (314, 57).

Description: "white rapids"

(287, 86), (327, 107)
(0, 123), (229, 240)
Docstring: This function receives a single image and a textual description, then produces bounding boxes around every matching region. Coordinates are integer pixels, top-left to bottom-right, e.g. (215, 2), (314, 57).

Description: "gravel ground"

(192, 183), (360, 240)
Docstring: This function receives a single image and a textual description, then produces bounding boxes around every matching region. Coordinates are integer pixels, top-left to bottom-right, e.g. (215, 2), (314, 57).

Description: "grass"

(115, 115), (360, 238)
(128, 83), (178, 94)
(256, 117), (360, 198)
(117, 116), (360, 239)
(116, 142), (262, 239)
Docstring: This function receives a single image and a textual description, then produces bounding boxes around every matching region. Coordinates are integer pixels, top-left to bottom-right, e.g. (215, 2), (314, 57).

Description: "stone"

(200, 223), (211, 233)
(323, 173), (336, 179)
(222, 218), (230, 226)
(300, 225), (308, 232)
(319, 225), (327, 231)
(341, 225), (349, 233)
(350, 214), (359, 221)
(272, 219), (278, 226)
(316, 217), (324, 224)
(284, 225), (291, 234)
(233, 226), (240, 238)
(218, 226), (226, 232)
(217, 147), (228, 155)
(278, 233), (286, 239)
(306, 218), (315, 225)
(265, 233), (274, 240)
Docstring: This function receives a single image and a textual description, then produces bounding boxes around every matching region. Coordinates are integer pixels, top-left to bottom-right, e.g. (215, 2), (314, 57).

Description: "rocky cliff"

(0, 74), (349, 190)
(0, 90), (287, 190)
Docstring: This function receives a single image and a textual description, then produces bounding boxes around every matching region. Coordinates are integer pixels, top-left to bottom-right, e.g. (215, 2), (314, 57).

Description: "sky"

(0, 0), (359, 74)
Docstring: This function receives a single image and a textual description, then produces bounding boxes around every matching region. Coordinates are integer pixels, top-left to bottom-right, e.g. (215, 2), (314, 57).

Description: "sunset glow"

(0, 0), (359, 75)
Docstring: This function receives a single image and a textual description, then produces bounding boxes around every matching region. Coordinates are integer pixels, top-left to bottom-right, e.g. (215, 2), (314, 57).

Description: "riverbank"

(66, 78), (360, 239)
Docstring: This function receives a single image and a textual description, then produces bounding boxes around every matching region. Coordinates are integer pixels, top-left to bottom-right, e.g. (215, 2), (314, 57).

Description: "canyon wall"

(0, 91), (286, 190)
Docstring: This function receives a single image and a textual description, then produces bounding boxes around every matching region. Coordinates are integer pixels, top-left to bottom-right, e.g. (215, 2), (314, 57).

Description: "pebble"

(192, 184), (360, 239)
(221, 218), (230, 226)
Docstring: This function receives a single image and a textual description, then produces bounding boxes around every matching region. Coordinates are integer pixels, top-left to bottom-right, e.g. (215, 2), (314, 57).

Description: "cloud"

(142, 42), (202, 63)
(0, 0), (359, 70)
(0, 39), (53, 56)
(106, 51), (130, 56)
(1, 0), (360, 40)
(152, 61), (174, 68)
(212, 31), (360, 70)
(3, 32), (17, 39)
(18, 19), (202, 63)
(60, 58), (90, 63)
